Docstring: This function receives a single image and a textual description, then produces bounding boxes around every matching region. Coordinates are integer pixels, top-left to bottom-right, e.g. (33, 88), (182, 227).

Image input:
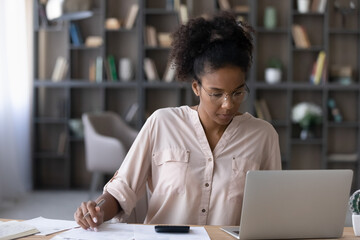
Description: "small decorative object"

(105, 18), (121, 30)
(349, 190), (360, 236)
(85, 36), (103, 47)
(291, 102), (322, 140)
(330, 65), (353, 85)
(334, 0), (356, 28)
(297, 0), (310, 13)
(264, 6), (277, 29)
(119, 58), (133, 81)
(265, 58), (282, 84)
(68, 119), (84, 138)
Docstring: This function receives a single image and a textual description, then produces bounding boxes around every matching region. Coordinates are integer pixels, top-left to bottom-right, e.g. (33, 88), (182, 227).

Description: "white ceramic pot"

(297, 0), (310, 13)
(352, 214), (360, 236)
(265, 68), (282, 84)
(119, 58), (133, 81)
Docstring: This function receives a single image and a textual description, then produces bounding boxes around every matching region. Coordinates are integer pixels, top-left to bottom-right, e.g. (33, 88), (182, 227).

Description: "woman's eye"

(212, 93), (223, 98)
(234, 91), (244, 96)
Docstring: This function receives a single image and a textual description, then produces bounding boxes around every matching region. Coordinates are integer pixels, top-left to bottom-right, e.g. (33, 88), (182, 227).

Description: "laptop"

(221, 170), (353, 239)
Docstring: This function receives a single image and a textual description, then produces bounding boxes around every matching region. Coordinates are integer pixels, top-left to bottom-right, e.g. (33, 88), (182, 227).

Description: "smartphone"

(154, 225), (190, 233)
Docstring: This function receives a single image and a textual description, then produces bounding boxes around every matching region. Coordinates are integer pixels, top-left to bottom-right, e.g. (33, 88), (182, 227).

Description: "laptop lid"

(222, 169), (353, 239)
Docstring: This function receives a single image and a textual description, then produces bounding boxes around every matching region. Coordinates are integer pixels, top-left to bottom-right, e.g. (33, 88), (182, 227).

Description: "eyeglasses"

(200, 84), (250, 105)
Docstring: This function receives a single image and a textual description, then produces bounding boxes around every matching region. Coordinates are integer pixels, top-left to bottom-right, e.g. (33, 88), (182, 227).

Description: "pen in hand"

(83, 199), (106, 219)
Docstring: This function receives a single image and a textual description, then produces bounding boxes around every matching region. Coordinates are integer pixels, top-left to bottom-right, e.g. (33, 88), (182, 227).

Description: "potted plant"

(265, 58), (282, 84)
(291, 102), (322, 140)
(350, 190), (360, 236)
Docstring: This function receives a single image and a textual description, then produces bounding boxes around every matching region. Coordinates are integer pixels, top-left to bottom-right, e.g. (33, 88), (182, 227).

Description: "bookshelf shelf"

(33, 0), (360, 191)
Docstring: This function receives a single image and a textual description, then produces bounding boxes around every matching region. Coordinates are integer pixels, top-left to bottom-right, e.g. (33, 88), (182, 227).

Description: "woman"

(74, 11), (281, 231)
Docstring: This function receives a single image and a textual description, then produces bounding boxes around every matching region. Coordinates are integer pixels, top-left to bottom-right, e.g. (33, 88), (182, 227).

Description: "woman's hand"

(74, 192), (121, 230)
(74, 200), (105, 231)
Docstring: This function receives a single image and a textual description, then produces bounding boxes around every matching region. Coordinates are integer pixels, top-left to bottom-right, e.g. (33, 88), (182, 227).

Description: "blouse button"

(205, 183), (209, 187)
(202, 209), (206, 213)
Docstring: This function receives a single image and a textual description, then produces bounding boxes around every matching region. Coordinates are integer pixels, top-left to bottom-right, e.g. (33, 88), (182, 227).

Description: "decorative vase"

(353, 215), (360, 236)
(119, 58), (133, 82)
(265, 68), (282, 84)
(300, 128), (313, 140)
(297, 0), (310, 13)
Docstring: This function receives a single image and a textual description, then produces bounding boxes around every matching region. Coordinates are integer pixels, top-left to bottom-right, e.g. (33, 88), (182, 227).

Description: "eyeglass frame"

(198, 82), (250, 104)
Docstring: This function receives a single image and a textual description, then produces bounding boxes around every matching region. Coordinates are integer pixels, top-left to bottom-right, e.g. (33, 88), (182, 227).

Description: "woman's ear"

(192, 81), (200, 96)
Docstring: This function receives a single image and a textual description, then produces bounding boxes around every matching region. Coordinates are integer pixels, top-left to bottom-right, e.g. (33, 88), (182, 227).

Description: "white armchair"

(82, 111), (138, 198)
(82, 111), (148, 223)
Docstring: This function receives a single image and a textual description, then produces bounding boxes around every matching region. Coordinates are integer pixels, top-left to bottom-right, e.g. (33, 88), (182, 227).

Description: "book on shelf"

(254, 99), (272, 122)
(51, 57), (68, 82)
(218, 0), (231, 10)
(95, 56), (103, 83)
(179, 4), (188, 24)
(124, 4), (139, 29)
(0, 220), (40, 240)
(291, 24), (311, 48)
(311, 0), (321, 12)
(328, 153), (357, 162)
(38, 29), (47, 80)
(310, 50), (326, 85)
(69, 23), (83, 46)
(318, 0), (327, 13)
(89, 59), (96, 82)
(124, 102), (139, 123)
(104, 58), (112, 81)
(144, 58), (159, 82)
(254, 100), (264, 120)
(163, 62), (176, 83)
(57, 131), (67, 154)
(173, 0), (181, 11)
(145, 25), (158, 47)
(260, 99), (272, 122)
(234, 5), (250, 13)
(107, 55), (118, 81)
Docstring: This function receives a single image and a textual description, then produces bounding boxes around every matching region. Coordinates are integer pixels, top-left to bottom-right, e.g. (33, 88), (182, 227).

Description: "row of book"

(88, 56), (176, 83)
(145, 26), (172, 48)
(50, 56), (177, 83)
(104, 4), (139, 30)
(144, 58), (176, 83)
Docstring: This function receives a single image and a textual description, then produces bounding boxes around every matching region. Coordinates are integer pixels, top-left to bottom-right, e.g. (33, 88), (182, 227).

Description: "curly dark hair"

(169, 11), (254, 82)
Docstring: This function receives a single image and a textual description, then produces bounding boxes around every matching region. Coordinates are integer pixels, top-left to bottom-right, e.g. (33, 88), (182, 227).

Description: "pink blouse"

(104, 106), (281, 225)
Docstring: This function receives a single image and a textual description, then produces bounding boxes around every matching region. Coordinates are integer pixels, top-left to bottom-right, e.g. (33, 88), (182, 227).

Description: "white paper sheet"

(24, 217), (79, 236)
(51, 223), (134, 240)
(51, 223), (211, 240)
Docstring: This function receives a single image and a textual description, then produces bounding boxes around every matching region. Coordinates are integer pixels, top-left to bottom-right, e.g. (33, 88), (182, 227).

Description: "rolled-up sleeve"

(103, 116), (153, 218)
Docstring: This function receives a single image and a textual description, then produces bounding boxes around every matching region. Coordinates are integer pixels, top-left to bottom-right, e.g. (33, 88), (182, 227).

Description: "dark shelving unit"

(33, 0), (360, 191)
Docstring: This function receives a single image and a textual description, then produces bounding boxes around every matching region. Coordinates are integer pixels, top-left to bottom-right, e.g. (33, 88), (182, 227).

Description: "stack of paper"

(0, 220), (39, 240)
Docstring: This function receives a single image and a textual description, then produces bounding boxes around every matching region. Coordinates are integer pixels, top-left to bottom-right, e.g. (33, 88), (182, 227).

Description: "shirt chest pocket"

(228, 157), (259, 202)
(152, 149), (190, 194)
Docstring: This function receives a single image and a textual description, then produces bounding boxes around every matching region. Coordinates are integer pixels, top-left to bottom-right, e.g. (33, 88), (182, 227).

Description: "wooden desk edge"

(1, 219), (358, 239)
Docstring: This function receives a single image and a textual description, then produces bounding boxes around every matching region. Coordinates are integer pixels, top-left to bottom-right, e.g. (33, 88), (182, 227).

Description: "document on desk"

(51, 223), (211, 240)
(23, 217), (78, 236)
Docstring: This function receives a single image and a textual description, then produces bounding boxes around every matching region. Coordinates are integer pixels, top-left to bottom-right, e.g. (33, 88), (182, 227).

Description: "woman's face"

(192, 65), (247, 127)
